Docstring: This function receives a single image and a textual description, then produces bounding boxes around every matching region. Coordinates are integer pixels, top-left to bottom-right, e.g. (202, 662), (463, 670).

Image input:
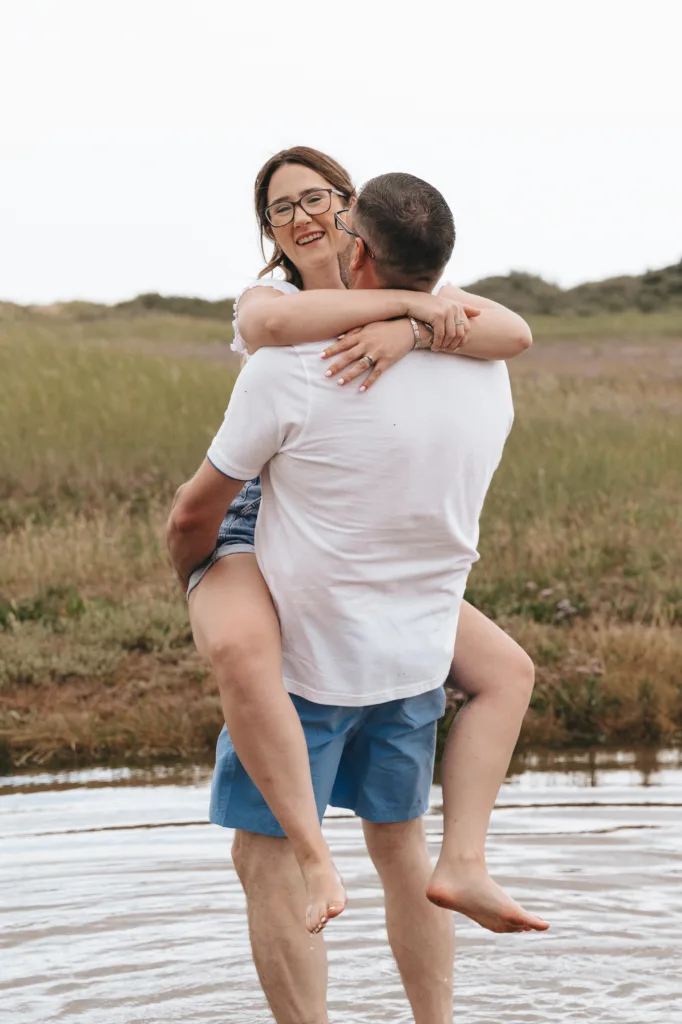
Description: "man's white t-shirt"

(210, 281), (514, 707)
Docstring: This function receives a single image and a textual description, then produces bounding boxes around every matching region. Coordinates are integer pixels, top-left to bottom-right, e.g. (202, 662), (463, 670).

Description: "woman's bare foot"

(426, 857), (549, 934)
(302, 859), (347, 934)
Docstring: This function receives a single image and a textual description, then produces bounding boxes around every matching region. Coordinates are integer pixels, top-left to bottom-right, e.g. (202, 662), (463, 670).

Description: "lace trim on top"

(231, 278), (300, 355)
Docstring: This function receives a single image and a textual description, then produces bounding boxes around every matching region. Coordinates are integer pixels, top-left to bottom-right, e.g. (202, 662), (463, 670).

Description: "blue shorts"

(186, 478), (260, 597)
(209, 686), (447, 834)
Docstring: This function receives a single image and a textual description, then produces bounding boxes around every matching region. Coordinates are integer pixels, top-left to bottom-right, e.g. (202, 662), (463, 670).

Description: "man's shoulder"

(244, 344), (304, 369)
(423, 352), (510, 382)
(420, 355), (513, 422)
(236, 345), (310, 396)
(290, 338), (333, 354)
(287, 339), (335, 370)
(452, 356), (512, 401)
(444, 355), (511, 385)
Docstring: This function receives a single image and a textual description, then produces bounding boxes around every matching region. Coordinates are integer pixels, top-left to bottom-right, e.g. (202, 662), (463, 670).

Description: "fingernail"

(324, 370), (332, 377)
(338, 379), (345, 385)
(337, 334), (345, 339)
(320, 352), (328, 359)
(359, 385), (367, 392)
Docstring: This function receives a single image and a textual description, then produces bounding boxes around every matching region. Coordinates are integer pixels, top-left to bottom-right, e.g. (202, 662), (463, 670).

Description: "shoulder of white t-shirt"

(231, 277), (300, 356)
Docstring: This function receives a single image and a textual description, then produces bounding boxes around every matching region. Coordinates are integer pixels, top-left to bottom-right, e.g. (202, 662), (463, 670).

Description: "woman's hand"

(404, 293), (481, 351)
(320, 300), (482, 391)
(321, 319), (415, 391)
(431, 302), (481, 352)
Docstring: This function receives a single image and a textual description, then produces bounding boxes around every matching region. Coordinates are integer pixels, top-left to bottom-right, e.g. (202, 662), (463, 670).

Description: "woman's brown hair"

(255, 146), (355, 290)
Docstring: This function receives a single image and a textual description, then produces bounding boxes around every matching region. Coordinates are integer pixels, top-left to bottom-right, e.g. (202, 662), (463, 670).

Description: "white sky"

(1, 0), (680, 305)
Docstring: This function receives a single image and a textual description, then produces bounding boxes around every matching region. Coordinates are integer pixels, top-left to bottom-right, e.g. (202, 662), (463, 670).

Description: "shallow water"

(2, 749), (682, 1023)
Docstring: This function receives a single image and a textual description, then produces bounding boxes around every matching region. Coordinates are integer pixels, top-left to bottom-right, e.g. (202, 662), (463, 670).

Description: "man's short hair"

(354, 172), (455, 286)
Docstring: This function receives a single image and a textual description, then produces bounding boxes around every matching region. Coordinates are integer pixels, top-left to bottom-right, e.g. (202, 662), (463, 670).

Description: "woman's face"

(266, 163), (350, 275)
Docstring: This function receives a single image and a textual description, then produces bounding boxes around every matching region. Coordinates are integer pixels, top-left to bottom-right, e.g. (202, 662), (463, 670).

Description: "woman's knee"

(497, 647), (532, 704)
(189, 554), (280, 684)
(205, 626), (272, 684)
(451, 622), (535, 706)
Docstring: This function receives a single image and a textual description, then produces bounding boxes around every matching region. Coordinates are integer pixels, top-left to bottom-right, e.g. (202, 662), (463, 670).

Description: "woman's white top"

(231, 278), (299, 356)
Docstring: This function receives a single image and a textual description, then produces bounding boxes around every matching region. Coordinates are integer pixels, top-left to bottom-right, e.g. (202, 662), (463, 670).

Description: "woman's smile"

(295, 230), (326, 247)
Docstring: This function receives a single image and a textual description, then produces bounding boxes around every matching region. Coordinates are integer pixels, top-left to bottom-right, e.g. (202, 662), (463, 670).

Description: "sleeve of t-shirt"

(207, 346), (308, 481)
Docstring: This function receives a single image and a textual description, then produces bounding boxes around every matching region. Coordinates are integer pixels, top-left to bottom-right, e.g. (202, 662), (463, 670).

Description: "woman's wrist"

(408, 316), (434, 350)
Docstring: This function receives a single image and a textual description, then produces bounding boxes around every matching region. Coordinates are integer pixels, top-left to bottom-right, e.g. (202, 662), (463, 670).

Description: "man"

(169, 173), (515, 1024)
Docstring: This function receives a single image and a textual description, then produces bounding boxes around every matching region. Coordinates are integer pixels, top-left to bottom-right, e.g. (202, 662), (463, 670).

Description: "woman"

(186, 147), (548, 936)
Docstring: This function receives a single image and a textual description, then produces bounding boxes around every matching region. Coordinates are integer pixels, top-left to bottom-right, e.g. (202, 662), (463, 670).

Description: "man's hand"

(166, 460), (246, 590)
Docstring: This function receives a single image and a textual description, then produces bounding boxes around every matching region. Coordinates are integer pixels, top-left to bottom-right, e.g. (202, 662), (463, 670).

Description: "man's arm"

(167, 347), (307, 589)
(437, 284), (532, 360)
(167, 461), (246, 589)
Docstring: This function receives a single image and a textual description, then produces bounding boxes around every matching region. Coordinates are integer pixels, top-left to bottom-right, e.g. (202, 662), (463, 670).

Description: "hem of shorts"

(343, 800), (429, 824)
(209, 802), (427, 831)
(214, 542), (256, 556)
(209, 808), (287, 836)
(186, 542), (256, 598)
(283, 674), (446, 707)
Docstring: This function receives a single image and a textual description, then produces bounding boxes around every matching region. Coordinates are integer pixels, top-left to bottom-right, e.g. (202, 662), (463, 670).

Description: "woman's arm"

(320, 297), (530, 391)
(320, 284), (533, 389)
(237, 286), (472, 354)
(436, 284), (532, 359)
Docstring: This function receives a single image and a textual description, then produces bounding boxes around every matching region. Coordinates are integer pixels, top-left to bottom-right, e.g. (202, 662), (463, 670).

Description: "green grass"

(528, 309), (682, 339)
(1, 313), (682, 768)
(0, 311), (235, 352)
(0, 329), (237, 515)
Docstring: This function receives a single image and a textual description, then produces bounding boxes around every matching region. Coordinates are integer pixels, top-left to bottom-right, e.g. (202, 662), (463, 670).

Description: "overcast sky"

(1, 0), (680, 305)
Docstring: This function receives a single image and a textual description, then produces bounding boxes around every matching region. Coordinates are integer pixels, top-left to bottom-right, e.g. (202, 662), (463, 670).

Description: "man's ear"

(350, 237), (365, 272)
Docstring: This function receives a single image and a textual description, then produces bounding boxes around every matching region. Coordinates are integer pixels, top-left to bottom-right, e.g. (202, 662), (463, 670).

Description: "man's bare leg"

(363, 818), (454, 1024)
(427, 600), (549, 933)
(232, 830), (329, 1024)
(190, 554), (345, 933)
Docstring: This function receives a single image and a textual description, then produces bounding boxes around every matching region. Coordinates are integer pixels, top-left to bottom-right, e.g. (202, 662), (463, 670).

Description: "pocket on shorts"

(235, 498), (261, 518)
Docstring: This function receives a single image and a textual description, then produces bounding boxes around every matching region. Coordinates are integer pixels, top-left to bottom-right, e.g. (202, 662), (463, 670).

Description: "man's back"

(208, 340), (513, 706)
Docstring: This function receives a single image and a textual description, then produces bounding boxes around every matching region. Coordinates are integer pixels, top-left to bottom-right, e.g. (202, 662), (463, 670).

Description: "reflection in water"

(2, 750), (682, 1023)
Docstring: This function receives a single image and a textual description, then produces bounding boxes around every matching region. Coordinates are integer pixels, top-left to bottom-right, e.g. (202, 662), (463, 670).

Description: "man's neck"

(300, 263), (346, 292)
(351, 261), (439, 294)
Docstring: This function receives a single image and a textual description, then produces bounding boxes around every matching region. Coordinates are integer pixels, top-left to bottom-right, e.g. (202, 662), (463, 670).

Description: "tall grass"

(0, 331), (237, 516)
(1, 315), (681, 768)
(529, 310), (682, 339)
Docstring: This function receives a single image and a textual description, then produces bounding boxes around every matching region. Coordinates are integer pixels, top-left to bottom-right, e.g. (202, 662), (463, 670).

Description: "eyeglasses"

(334, 209), (376, 259)
(265, 188), (348, 227)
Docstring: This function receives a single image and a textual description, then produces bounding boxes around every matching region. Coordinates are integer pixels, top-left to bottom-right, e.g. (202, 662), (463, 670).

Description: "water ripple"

(3, 752), (681, 1023)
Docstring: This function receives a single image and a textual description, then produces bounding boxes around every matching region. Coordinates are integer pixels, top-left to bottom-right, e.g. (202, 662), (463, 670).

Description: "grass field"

(1, 309), (681, 769)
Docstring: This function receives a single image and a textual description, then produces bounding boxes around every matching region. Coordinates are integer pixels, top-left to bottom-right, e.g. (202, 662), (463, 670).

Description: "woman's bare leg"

(426, 600), (549, 933)
(189, 553), (346, 933)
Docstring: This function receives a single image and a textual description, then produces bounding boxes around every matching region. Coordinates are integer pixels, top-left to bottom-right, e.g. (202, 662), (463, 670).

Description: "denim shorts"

(209, 685), (447, 835)
(186, 478), (260, 597)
